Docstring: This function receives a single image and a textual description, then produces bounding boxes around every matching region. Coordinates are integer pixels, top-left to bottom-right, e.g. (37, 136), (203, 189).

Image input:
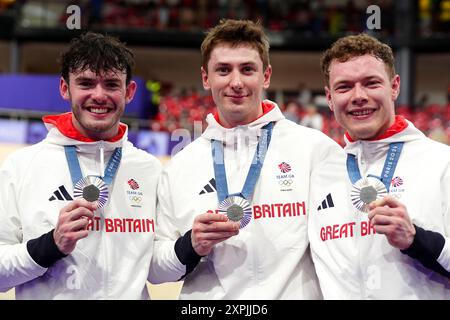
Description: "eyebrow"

(74, 76), (121, 83)
(214, 61), (257, 66)
(332, 75), (383, 87)
(74, 77), (95, 82)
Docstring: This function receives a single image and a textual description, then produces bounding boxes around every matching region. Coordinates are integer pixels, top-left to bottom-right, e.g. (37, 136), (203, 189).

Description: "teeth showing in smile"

(89, 108), (108, 114)
(350, 109), (373, 116)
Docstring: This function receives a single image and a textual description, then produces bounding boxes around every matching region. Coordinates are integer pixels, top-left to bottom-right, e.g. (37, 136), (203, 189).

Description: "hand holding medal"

(367, 196), (416, 250)
(191, 212), (240, 256)
(347, 142), (404, 213)
(212, 122), (274, 229)
(53, 198), (97, 255)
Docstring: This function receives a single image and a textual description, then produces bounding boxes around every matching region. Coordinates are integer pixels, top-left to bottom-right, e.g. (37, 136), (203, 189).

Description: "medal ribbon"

(64, 145), (122, 186)
(212, 122), (274, 203)
(346, 142), (404, 192)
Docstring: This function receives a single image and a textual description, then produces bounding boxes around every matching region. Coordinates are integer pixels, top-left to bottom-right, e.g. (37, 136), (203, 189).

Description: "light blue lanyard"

(212, 122), (274, 202)
(64, 145), (122, 186)
(346, 142), (404, 192)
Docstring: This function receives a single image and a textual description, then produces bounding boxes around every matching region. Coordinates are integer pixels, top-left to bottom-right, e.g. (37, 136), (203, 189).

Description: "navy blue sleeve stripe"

(174, 230), (202, 279)
(26, 229), (67, 268)
(401, 224), (450, 278)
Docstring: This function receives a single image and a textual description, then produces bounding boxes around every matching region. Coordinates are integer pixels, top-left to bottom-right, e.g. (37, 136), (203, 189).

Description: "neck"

(71, 118), (118, 141)
(346, 115), (408, 142)
(216, 102), (273, 128)
(218, 111), (263, 128)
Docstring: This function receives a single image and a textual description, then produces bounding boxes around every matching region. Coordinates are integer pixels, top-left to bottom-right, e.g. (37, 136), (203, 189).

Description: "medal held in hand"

(65, 145), (122, 210)
(212, 122), (274, 229)
(73, 175), (109, 208)
(346, 142), (404, 213)
(218, 196), (252, 228)
(350, 177), (387, 212)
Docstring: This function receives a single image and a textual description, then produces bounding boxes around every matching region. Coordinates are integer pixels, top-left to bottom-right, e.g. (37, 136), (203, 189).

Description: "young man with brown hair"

(0, 32), (161, 299)
(148, 19), (345, 299)
(309, 33), (450, 299)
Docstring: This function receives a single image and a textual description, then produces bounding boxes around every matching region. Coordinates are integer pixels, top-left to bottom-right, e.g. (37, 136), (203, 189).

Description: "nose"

(229, 70), (243, 90)
(351, 83), (368, 106)
(91, 84), (107, 103)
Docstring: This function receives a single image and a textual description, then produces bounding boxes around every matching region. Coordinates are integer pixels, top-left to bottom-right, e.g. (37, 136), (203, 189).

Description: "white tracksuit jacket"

(309, 116), (450, 299)
(149, 101), (345, 299)
(0, 113), (161, 299)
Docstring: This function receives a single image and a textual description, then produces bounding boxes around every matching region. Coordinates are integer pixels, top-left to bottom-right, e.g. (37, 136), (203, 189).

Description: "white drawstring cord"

(99, 141), (105, 178)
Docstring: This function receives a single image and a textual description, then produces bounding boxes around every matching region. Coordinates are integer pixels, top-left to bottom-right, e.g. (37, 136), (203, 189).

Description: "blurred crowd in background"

(152, 85), (450, 146)
(0, 0), (446, 37)
(0, 0), (449, 148)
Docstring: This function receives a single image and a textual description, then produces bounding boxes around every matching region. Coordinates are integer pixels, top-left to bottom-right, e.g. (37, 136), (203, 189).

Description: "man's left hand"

(368, 196), (416, 250)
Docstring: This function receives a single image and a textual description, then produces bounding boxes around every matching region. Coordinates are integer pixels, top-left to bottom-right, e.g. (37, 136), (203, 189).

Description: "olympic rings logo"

(129, 196), (142, 203)
(278, 179), (293, 186)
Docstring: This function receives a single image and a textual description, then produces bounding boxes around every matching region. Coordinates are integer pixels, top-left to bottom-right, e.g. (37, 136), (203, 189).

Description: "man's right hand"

(53, 198), (97, 255)
(191, 212), (240, 256)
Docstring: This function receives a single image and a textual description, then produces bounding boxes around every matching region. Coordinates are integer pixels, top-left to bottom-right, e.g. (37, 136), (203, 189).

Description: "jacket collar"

(43, 112), (126, 142)
(202, 100), (285, 144)
(42, 112), (128, 152)
(212, 101), (276, 126)
(345, 115), (425, 155)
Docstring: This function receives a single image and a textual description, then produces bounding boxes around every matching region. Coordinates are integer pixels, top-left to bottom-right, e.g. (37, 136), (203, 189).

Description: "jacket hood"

(42, 112), (128, 153)
(202, 100), (285, 145)
(345, 115), (425, 155)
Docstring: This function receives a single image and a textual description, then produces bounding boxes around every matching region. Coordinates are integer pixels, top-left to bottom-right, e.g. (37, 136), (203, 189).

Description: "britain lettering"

(320, 220), (376, 241)
(86, 217), (154, 233)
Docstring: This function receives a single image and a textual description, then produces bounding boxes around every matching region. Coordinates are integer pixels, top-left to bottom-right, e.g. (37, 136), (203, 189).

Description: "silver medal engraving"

(350, 177), (387, 213)
(218, 196), (252, 229)
(74, 175), (109, 208)
(82, 184), (100, 202)
(359, 185), (378, 204)
(226, 204), (244, 222)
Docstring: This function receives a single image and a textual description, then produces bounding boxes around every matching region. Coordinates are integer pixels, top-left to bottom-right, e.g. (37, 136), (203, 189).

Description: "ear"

(262, 65), (272, 89)
(391, 74), (400, 101)
(325, 86), (334, 111)
(60, 77), (70, 101)
(201, 66), (210, 90)
(125, 80), (137, 104)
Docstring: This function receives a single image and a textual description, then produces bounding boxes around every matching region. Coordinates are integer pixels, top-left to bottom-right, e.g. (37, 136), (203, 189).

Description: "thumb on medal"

(369, 195), (404, 211)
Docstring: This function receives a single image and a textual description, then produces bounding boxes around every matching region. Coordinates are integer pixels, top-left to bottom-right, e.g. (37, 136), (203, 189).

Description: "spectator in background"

(309, 33), (450, 299)
(300, 103), (324, 131)
(283, 100), (301, 123)
(297, 82), (312, 108)
(0, 32), (161, 299)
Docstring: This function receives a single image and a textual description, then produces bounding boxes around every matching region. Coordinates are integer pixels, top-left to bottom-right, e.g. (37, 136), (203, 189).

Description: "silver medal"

(226, 204), (244, 222)
(350, 177), (387, 212)
(74, 175), (109, 208)
(218, 196), (252, 229)
(83, 184), (100, 202)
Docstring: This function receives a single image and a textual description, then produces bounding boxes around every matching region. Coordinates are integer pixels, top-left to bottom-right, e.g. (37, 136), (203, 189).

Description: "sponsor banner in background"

(26, 122), (48, 144)
(0, 119), (28, 143)
(0, 75), (149, 117)
(135, 130), (170, 156)
(0, 120), (175, 157)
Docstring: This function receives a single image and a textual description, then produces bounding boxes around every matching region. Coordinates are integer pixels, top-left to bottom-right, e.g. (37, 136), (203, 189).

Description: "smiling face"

(60, 68), (136, 140)
(325, 54), (400, 140)
(201, 44), (272, 128)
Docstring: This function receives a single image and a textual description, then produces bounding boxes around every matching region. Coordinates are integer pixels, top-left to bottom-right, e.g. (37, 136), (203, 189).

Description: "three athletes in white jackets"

(149, 19), (344, 299)
(0, 32), (161, 299)
(309, 34), (450, 299)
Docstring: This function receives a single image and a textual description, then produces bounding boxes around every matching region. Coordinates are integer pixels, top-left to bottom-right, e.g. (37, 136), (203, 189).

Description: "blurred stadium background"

(0, 0), (449, 299)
